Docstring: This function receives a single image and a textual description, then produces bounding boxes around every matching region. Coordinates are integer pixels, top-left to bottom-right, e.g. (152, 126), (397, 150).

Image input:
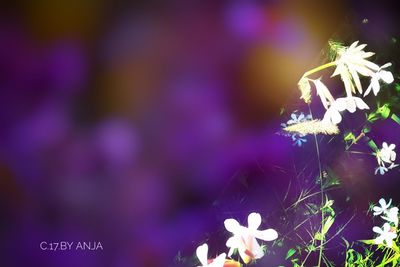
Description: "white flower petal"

(224, 219), (241, 233)
(196, 244), (209, 266)
(379, 70), (394, 84)
(248, 212), (262, 230)
(254, 229), (278, 241)
(354, 97), (370, 110)
(209, 253), (226, 267)
(373, 226), (383, 234)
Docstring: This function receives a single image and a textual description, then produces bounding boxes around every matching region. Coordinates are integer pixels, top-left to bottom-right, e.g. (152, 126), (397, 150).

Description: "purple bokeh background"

(1, 1), (400, 266)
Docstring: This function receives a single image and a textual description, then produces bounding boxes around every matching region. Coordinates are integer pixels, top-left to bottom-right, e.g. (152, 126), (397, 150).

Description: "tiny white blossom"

(224, 212), (278, 264)
(373, 223), (397, 247)
(287, 112), (311, 125)
(364, 63), (394, 96)
(196, 244), (226, 267)
(322, 96), (369, 124)
(381, 207), (399, 227)
(373, 198), (392, 216)
(377, 142), (396, 165)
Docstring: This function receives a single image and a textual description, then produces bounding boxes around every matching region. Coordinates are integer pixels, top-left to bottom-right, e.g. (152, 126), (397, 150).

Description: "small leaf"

(359, 239), (375, 245)
(322, 216), (335, 235)
(315, 232), (323, 241)
(285, 248), (296, 260)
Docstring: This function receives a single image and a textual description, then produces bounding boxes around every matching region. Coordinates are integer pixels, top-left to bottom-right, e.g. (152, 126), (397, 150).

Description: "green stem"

(391, 113), (400, 125)
(302, 61), (337, 79)
(308, 105), (325, 267)
(366, 138), (379, 153)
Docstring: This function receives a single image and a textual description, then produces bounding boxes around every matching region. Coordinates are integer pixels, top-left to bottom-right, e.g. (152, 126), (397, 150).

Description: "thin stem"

(308, 104), (325, 267)
(302, 61), (337, 79)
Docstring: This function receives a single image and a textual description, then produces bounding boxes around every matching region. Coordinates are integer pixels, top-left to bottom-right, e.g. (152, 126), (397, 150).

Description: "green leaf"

(315, 232), (323, 241)
(344, 132), (356, 142)
(359, 239), (375, 245)
(377, 104), (391, 119)
(285, 248), (296, 260)
(322, 216), (335, 235)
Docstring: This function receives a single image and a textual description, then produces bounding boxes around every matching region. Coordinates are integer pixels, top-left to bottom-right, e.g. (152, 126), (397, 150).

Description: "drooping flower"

(311, 79), (335, 110)
(381, 207), (399, 227)
(322, 96), (369, 124)
(224, 212), (278, 264)
(373, 198), (392, 216)
(373, 223), (397, 247)
(364, 63), (394, 96)
(196, 244), (226, 267)
(332, 41), (379, 96)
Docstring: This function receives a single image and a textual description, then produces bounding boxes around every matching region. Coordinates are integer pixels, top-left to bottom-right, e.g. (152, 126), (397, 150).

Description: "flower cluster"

(372, 198), (399, 247)
(281, 112), (312, 146)
(195, 213), (278, 267)
(375, 142), (398, 175)
(294, 41), (394, 134)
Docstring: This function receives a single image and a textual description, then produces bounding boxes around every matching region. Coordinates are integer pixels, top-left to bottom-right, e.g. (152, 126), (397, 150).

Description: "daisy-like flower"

(364, 63), (394, 96)
(332, 41), (379, 96)
(373, 223), (397, 247)
(224, 212), (278, 264)
(381, 207), (399, 227)
(322, 96), (369, 124)
(373, 198), (392, 216)
(196, 244), (226, 267)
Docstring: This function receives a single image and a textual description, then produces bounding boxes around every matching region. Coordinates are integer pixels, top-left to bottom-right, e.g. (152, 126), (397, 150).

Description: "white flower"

(224, 212), (278, 264)
(311, 79), (335, 110)
(286, 112), (312, 125)
(332, 41), (379, 96)
(381, 207), (399, 227)
(196, 244), (226, 267)
(364, 63), (394, 96)
(373, 198), (392, 216)
(373, 223), (397, 247)
(322, 96), (369, 124)
(377, 142), (396, 165)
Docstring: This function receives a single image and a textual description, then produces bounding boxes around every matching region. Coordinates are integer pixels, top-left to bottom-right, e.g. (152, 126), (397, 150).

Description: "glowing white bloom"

(373, 198), (392, 216)
(196, 244), (226, 267)
(322, 96), (369, 124)
(311, 79), (335, 110)
(364, 63), (394, 96)
(381, 207), (399, 227)
(332, 41), (379, 96)
(377, 142), (396, 166)
(224, 212), (278, 264)
(373, 223), (397, 247)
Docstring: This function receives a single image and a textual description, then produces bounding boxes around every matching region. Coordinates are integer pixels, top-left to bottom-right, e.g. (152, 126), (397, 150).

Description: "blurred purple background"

(1, 1), (400, 266)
